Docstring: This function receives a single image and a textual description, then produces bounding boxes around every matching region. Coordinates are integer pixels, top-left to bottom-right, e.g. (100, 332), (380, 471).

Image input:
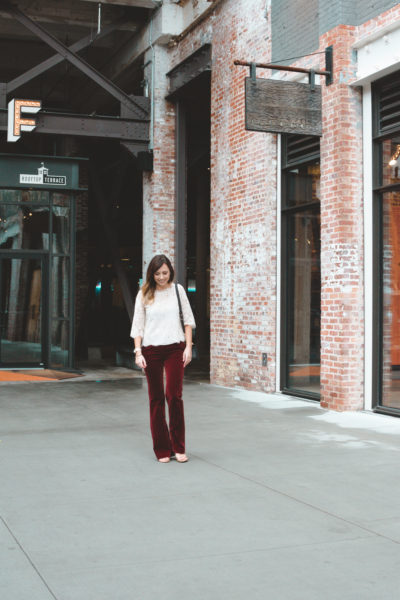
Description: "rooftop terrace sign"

(245, 78), (322, 136)
(0, 156), (82, 190)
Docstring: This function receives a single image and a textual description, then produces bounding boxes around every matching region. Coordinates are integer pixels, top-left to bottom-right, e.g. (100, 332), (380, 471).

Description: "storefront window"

(0, 256), (45, 366)
(287, 206), (321, 394)
(380, 190), (400, 410)
(0, 204), (50, 250)
(53, 205), (70, 254)
(51, 320), (69, 368)
(373, 72), (400, 413)
(379, 137), (400, 187)
(286, 163), (321, 207)
(51, 256), (70, 318)
(0, 188), (73, 368)
(281, 137), (321, 399)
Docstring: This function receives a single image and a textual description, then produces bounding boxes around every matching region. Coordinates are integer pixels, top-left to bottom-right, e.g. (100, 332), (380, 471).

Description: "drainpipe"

(97, 2), (101, 34)
(149, 15), (155, 151)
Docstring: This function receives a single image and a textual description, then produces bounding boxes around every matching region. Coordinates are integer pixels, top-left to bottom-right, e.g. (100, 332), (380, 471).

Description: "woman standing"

(131, 254), (196, 463)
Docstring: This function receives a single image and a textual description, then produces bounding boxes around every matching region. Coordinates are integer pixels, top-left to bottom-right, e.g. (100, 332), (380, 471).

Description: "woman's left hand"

(183, 346), (192, 367)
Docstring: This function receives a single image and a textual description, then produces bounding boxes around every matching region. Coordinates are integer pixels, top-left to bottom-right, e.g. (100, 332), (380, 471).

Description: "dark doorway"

(175, 73), (211, 380)
(76, 141), (143, 367)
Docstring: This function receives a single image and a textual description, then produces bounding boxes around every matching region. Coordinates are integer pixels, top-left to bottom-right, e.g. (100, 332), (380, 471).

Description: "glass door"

(281, 135), (321, 399)
(286, 205), (321, 394)
(0, 253), (48, 367)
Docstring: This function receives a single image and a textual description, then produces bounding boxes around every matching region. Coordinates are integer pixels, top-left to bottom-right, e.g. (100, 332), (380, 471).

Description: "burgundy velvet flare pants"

(142, 342), (186, 459)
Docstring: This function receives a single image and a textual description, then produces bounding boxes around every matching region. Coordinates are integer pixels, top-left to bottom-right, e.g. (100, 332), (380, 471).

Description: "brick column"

(142, 45), (176, 275)
(319, 26), (364, 410)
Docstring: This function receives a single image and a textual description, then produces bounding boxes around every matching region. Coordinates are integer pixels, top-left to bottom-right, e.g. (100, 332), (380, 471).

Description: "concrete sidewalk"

(1, 374), (400, 600)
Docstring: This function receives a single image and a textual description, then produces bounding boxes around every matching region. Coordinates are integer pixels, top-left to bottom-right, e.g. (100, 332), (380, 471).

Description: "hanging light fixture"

(389, 144), (400, 166)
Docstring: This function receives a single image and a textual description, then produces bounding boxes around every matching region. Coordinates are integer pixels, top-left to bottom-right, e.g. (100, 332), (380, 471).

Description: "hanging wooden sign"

(245, 77), (322, 136)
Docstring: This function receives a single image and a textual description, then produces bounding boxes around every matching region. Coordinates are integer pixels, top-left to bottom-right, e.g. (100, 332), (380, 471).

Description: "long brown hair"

(142, 254), (174, 304)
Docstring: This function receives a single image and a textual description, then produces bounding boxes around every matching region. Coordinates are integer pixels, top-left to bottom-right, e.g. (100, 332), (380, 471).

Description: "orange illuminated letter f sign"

(7, 99), (42, 142)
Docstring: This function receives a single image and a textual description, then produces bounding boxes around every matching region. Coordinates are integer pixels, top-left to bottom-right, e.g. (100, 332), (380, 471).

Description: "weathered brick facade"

(145, 0), (277, 391)
(319, 26), (364, 410)
(143, 0), (400, 411)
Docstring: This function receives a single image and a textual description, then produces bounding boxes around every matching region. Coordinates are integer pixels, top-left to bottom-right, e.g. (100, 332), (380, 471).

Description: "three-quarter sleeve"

(178, 284), (196, 328)
(130, 290), (145, 339)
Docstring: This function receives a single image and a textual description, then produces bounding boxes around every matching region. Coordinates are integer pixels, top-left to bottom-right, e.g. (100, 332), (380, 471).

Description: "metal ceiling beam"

(100, 26), (146, 83)
(0, 1), (138, 31)
(0, 108), (149, 146)
(80, 0), (160, 7)
(2, 1), (148, 120)
(7, 18), (125, 94)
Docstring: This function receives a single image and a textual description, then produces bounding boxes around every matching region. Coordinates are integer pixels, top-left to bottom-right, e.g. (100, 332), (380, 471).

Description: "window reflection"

(286, 162), (320, 207)
(283, 156), (321, 396)
(0, 257), (42, 364)
(381, 190), (400, 409)
(52, 257), (69, 318)
(0, 204), (49, 250)
(0, 189), (72, 368)
(51, 320), (69, 368)
(53, 206), (70, 254)
(287, 209), (321, 394)
(380, 137), (400, 187)
(0, 190), (50, 204)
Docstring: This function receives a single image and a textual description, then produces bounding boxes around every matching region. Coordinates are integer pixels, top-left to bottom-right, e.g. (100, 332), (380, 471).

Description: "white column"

(275, 134), (282, 392)
(363, 83), (374, 411)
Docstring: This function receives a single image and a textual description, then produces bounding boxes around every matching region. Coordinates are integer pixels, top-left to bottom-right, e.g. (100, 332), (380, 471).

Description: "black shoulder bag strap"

(175, 283), (185, 333)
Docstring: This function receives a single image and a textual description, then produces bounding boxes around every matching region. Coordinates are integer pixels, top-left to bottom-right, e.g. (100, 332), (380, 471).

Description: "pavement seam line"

(192, 456), (400, 546)
(47, 533), (374, 575)
(0, 515), (60, 600)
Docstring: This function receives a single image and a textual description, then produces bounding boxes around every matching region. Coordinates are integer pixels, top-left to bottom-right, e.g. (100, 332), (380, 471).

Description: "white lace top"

(130, 284), (196, 346)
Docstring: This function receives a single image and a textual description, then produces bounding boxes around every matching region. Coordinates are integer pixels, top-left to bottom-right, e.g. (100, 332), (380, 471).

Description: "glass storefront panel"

(0, 256), (44, 366)
(0, 204), (50, 250)
(380, 190), (400, 410)
(0, 187), (74, 369)
(51, 256), (70, 318)
(0, 190), (50, 204)
(51, 319), (69, 368)
(0, 155), (82, 369)
(53, 204), (70, 254)
(286, 162), (320, 208)
(379, 137), (400, 187)
(286, 208), (321, 394)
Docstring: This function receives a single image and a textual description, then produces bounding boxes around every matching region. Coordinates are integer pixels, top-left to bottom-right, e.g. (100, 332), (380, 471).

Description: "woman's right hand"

(135, 353), (147, 369)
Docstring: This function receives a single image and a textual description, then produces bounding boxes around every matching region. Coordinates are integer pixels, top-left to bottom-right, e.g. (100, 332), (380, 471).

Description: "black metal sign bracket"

(235, 46), (333, 87)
